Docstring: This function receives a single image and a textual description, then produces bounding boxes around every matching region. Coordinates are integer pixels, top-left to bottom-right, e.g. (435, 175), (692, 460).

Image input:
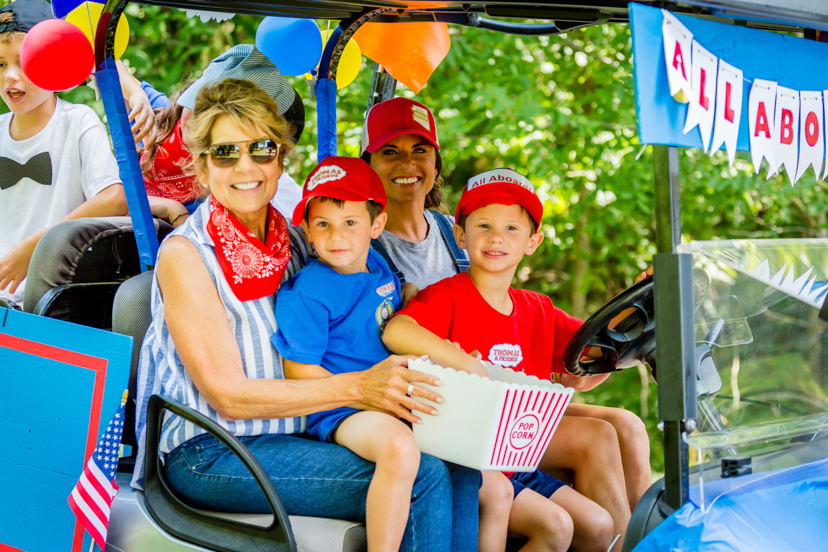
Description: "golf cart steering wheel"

(563, 269), (711, 377)
(563, 277), (655, 376)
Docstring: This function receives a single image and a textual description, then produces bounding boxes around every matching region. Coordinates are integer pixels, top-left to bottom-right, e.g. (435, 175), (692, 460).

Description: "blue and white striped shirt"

(132, 199), (308, 489)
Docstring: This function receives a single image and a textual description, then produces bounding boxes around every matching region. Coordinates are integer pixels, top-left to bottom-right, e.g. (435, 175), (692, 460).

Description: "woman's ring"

(407, 383), (415, 396)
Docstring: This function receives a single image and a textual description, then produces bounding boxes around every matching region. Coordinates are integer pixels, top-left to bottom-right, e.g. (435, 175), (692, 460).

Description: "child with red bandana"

(384, 168), (644, 552)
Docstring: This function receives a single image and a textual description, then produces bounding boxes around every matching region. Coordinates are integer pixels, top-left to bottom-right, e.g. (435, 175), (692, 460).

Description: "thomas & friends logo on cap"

(411, 105), (431, 131)
(467, 169), (535, 193)
(307, 165), (346, 191)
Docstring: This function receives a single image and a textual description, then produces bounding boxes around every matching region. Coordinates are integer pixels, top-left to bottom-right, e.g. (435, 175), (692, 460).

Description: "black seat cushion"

(24, 217), (172, 320)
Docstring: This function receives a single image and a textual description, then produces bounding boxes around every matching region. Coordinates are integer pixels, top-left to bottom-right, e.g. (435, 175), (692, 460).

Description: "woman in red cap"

(360, 97), (469, 292)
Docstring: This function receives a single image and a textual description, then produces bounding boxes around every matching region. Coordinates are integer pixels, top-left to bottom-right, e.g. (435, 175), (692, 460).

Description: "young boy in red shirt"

(384, 168), (648, 552)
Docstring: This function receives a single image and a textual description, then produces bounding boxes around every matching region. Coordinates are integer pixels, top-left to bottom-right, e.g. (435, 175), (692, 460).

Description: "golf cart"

(5, 1), (828, 552)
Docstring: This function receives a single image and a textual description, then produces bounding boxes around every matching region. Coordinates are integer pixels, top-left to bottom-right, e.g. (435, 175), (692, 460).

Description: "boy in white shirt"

(0, 0), (131, 305)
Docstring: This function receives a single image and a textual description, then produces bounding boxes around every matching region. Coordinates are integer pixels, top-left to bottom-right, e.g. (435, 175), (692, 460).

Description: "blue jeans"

(165, 433), (480, 552)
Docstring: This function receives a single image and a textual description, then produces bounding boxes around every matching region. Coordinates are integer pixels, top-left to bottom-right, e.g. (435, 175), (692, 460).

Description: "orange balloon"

(353, 22), (450, 93)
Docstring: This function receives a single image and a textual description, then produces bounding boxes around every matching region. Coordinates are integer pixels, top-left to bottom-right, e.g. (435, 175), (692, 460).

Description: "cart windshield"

(682, 238), (828, 507)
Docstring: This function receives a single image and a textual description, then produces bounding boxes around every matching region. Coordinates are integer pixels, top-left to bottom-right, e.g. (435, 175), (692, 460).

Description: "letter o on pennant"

(805, 111), (820, 147)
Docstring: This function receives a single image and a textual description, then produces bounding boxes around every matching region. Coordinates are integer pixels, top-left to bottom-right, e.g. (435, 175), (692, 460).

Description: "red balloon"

(20, 20), (94, 92)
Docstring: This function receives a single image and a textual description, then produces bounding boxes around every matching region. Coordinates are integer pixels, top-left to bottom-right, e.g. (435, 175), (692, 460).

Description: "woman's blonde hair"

(185, 78), (294, 192)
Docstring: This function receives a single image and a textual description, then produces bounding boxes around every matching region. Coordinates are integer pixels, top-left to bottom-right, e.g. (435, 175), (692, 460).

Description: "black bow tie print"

(0, 152), (53, 190)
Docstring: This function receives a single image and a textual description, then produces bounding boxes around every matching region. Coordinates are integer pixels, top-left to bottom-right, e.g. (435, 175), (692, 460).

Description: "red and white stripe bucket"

(409, 359), (573, 472)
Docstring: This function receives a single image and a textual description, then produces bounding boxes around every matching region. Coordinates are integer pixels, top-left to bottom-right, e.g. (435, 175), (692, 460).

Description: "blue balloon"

(255, 17), (323, 77)
(52, 0), (89, 19)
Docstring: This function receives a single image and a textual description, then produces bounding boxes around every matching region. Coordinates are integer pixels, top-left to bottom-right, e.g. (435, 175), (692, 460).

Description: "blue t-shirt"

(272, 248), (401, 441)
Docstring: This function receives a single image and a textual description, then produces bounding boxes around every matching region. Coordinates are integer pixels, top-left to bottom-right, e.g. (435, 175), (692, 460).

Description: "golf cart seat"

(24, 216), (173, 329)
(108, 270), (368, 552)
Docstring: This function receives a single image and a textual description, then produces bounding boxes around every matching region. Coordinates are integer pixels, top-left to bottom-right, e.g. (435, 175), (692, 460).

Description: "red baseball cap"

(292, 157), (387, 226)
(361, 97), (440, 155)
(456, 168), (544, 227)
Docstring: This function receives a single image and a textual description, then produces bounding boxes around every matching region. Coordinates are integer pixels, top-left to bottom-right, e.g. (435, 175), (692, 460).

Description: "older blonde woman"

(132, 79), (481, 552)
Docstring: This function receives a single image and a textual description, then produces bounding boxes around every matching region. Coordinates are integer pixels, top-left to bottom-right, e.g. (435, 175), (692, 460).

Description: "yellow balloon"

(66, 2), (129, 60)
(320, 29), (361, 90)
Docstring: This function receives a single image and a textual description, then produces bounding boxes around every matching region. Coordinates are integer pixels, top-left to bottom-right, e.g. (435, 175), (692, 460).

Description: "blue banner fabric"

(630, 3), (828, 151)
(96, 58), (159, 271)
(316, 77), (338, 162)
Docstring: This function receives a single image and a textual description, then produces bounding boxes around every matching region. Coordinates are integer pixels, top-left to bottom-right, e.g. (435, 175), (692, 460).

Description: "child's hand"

(147, 197), (189, 228)
(0, 235), (37, 296)
(401, 282), (419, 306)
(444, 339), (489, 377)
(634, 266), (653, 284)
(127, 89), (159, 146)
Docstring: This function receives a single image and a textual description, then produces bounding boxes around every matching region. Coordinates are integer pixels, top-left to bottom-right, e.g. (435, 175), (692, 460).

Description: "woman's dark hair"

(139, 82), (193, 173)
(360, 148), (446, 213)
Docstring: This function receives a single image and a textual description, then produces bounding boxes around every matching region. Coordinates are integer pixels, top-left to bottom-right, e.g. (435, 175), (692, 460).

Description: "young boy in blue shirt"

(274, 156), (511, 552)
(273, 156), (425, 552)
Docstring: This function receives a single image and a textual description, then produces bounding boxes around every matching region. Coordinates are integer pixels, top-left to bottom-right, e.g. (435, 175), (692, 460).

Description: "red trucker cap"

(456, 168), (544, 227)
(361, 97), (440, 155)
(293, 156), (387, 226)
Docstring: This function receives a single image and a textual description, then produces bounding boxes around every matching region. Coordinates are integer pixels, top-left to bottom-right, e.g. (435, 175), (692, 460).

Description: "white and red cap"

(361, 97), (440, 155)
(456, 168), (543, 227)
(293, 156), (387, 226)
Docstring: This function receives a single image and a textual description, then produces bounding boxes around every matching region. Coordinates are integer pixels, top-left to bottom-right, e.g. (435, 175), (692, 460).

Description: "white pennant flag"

(683, 41), (718, 152)
(823, 90), (828, 180)
(774, 87), (800, 185)
(662, 10), (693, 103)
(748, 79), (778, 175)
(709, 60), (743, 167)
(795, 91), (824, 183)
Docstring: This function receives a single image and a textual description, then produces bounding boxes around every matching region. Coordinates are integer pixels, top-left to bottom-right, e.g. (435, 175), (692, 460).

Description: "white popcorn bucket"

(409, 359), (574, 472)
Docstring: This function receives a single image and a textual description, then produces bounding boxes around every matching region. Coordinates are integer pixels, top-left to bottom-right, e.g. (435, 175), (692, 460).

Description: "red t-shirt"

(397, 272), (583, 378)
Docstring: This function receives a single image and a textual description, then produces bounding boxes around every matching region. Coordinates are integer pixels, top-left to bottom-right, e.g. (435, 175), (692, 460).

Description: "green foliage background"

(6, 3), (828, 477)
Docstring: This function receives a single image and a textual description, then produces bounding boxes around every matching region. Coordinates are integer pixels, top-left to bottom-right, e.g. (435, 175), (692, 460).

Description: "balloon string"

(85, 2), (94, 45)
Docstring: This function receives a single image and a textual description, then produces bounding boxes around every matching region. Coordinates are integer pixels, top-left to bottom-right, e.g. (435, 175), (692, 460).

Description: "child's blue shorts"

(510, 469), (567, 499)
(308, 407), (360, 443)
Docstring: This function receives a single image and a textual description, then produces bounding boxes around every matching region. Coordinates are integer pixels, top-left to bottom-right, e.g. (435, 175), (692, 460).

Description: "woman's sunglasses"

(204, 139), (281, 168)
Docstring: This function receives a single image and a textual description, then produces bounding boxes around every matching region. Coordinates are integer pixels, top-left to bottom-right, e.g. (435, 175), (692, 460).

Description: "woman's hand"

(148, 197), (189, 228)
(401, 282), (419, 306)
(355, 355), (444, 424)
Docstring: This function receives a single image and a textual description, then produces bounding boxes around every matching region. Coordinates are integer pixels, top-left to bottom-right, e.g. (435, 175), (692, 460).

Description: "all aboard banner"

(630, 3), (828, 185)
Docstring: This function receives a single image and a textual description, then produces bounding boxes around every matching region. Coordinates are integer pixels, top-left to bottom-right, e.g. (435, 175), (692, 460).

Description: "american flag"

(68, 391), (128, 550)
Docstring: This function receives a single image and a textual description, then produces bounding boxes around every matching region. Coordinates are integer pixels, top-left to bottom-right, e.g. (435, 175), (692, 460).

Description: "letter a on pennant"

(748, 79), (778, 175)
(795, 91), (824, 184)
(709, 60), (743, 167)
(661, 10), (693, 103)
(773, 87), (800, 185)
(683, 40), (717, 152)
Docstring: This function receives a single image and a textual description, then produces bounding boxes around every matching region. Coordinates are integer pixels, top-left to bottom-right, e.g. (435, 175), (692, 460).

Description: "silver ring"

(407, 383), (415, 396)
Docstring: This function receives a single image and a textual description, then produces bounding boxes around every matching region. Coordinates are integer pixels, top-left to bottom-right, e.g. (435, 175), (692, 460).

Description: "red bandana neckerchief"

(142, 119), (200, 204)
(206, 195), (291, 301)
